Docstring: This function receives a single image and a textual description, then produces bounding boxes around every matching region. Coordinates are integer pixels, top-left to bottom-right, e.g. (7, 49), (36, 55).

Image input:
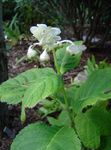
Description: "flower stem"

(62, 87), (75, 128)
(57, 40), (73, 45)
(52, 49), (75, 127)
(52, 50), (60, 74)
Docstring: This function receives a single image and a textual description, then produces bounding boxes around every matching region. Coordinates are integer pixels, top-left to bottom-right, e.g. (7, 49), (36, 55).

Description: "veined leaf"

(75, 105), (111, 149)
(11, 123), (81, 150)
(23, 74), (62, 108)
(48, 110), (71, 126)
(75, 110), (100, 149)
(89, 105), (111, 136)
(56, 44), (81, 74)
(73, 68), (111, 113)
(0, 68), (56, 104)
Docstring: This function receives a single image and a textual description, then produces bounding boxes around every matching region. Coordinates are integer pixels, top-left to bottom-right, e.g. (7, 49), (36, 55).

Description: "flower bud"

(27, 46), (37, 59)
(39, 50), (50, 62)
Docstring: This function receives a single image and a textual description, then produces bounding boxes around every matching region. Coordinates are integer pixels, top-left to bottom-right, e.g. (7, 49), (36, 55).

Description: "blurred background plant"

(4, 13), (22, 47)
(2, 0), (111, 48)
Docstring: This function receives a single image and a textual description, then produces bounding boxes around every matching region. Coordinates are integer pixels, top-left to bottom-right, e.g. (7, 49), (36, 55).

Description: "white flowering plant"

(1, 24), (111, 150)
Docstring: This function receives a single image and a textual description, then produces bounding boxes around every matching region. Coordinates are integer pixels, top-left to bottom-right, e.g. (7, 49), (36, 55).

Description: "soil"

(0, 39), (111, 150)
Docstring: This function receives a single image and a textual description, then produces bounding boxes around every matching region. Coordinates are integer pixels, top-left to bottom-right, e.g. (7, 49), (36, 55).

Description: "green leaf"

(0, 68), (56, 104)
(48, 110), (71, 126)
(54, 85), (78, 106)
(75, 104), (111, 149)
(73, 68), (111, 113)
(66, 85), (78, 106)
(75, 109), (100, 149)
(89, 104), (111, 136)
(0, 79), (26, 104)
(86, 55), (98, 75)
(73, 41), (84, 45)
(39, 99), (61, 117)
(23, 73), (62, 108)
(56, 44), (81, 74)
(11, 123), (81, 150)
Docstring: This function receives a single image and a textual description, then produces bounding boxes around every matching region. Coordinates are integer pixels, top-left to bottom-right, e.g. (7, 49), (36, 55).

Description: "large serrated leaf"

(11, 123), (81, 150)
(56, 44), (81, 74)
(73, 68), (111, 113)
(0, 68), (56, 104)
(75, 104), (111, 149)
(23, 74), (62, 108)
(75, 110), (100, 149)
(89, 105), (111, 136)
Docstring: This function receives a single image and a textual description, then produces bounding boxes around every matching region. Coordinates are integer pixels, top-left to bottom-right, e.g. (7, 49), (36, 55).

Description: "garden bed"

(0, 39), (111, 150)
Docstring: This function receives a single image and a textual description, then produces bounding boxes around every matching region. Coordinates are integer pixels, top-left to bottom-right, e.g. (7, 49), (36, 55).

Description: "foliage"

(39, 99), (61, 117)
(75, 104), (111, 149)
(56, 44), (81, 74)
(4, 13), (22, 47)
(3, 0), (111, 47)
(72, 68), (111, 113)
(11, 123), (81, 150)
(1, 24), (111, 150)
(85, 55), (111, 75)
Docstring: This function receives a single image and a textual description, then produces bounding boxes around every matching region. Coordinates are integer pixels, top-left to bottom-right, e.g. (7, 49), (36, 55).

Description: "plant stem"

(52, 49), (75, 127)
(62, 87), (75, 128)
(52, 50), (60, 75)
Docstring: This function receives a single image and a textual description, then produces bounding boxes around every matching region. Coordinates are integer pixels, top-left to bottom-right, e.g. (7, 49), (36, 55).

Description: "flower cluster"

(30, 24), (61, 51)
(27, 24), (86, 62)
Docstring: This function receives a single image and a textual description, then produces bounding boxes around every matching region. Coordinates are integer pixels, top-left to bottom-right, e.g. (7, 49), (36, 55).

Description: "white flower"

(30, 24), (47, 41)
(27, 45), (37, 59)
(39, 50), (50, 62)
(51, 27), (61, 35)
(40, 33), (61, 51)
(66, 44), (86, 55)
(74, 71), (88, 85)
(30, 24), (61, 51)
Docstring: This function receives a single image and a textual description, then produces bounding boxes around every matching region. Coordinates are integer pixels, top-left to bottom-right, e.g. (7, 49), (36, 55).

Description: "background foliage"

(3, 0), (111, 48)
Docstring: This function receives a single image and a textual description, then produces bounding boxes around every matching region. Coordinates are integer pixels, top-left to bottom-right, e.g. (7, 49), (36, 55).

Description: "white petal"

(66, 45), (78, 55)
(66, 44), (86, 55)
(80, 45), (87, 51)
(51, 27), (61, 35)
(39, 38), (44, 45)
(30, 26), (38, 34)
(55, 36), (61, 41)
(30, 25), (46, 41)
(37, 24), (47, 28)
